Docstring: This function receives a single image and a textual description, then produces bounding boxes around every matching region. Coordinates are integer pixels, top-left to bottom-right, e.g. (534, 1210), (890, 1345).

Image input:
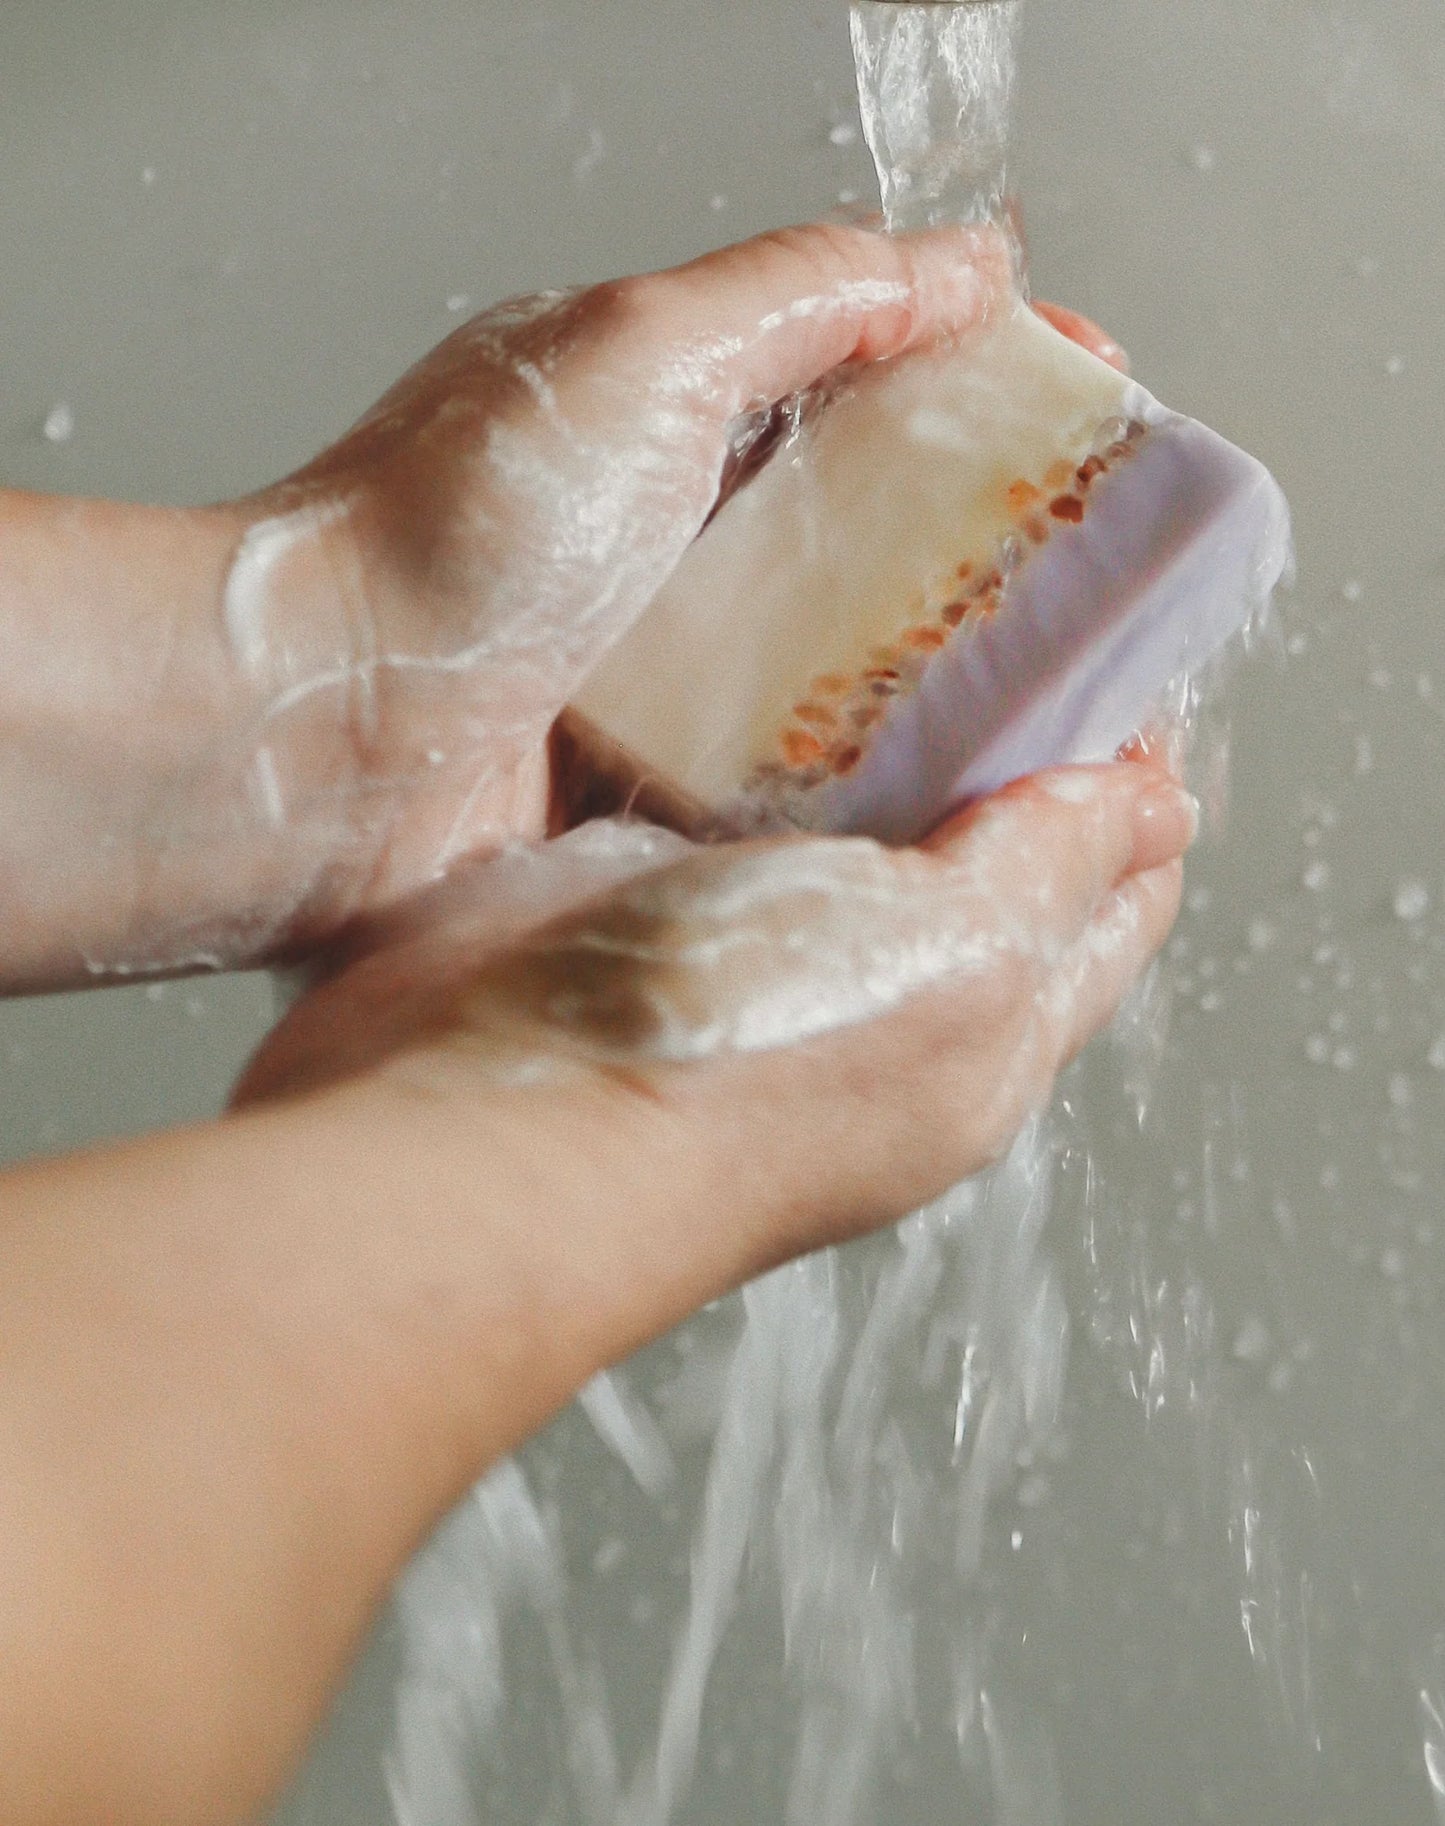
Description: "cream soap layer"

(570, 305), (1291, 845)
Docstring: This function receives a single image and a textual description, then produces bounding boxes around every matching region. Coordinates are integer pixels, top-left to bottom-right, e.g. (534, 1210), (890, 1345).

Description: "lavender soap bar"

(566, 301), (1292, 847)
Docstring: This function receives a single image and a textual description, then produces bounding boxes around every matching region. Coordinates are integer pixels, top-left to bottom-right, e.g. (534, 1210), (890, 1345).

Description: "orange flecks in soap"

(1024, 513), (1050, 546)
(793, 701), (839, 732)
(781, 728), (826, 767)
(955, 561), (974, 584)
(1075, 455), (1107, 492)
(941, 598), (970, 629)
(848, 699), (885, 731)
(1044, 457), (1076, 493)
(812, 673), (850, 699)
(830, 742), (863, 776)
(901, 624), (947, 653)
(1007, 478), (1044, 516)
(1050, 494), (1085, 523)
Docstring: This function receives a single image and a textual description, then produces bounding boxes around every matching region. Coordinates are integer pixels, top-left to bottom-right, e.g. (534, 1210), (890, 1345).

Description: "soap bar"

(564, 304), (1291, 847)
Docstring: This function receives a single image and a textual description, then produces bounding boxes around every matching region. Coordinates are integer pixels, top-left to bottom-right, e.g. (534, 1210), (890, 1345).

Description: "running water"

(850, 0), (1023, 235)
(371, 10), (1311, 1825)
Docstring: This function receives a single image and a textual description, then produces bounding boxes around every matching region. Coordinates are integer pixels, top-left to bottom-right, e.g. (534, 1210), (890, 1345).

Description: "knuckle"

(579, 271), (656, 342)
(755, 219), (866, 276)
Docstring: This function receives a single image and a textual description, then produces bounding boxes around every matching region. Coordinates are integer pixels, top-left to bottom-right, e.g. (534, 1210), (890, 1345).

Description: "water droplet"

(1386, 355), (1405, 378)
(1303, 861), (1330, 893)
(1427, 1034), (1445, 1072)
(1305, 1034), (1330, 1065)
(1381, 1247), (1406, 1280)
(1187, 143), (1218, 173)
(828, 121), (859, 148)
(1016, 1473), (1050, 1510)
(572, 127), (607, 184)
(592, 1537), (625, 1576)
(1425, 1736), (1445, 1798)
(1233, 1317), (1272, 1364)
(1395, 880), (1431, 923)
(1247, 919), (1277, 953)
(445, 293), (472, 315)
(1389, 1073), (1415, 1109)
(141, 166), (157, 187)
(1370, 666), (1392, 691)
(709, 193), (728, 212)
(1332, 1045), (1356, 1072)
(43, 403), (75, 444)
(1341, 579), (1364, 603)
(1353, 734), (1375, 777)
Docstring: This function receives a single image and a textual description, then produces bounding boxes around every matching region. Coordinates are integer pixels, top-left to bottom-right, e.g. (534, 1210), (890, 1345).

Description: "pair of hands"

(232, 220), (1191, 1248)
(0, 221), (1195, 1826)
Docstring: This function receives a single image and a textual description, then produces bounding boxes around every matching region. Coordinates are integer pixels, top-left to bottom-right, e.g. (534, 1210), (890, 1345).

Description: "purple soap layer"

(795, 413), (1292, 846)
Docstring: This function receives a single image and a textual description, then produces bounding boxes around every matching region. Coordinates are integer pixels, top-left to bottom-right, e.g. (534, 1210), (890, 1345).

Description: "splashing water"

(365, 9), (1317, 1825)
(1421, 1640), (1445, 1823)
(386, 1122), (1080, 1826)
(374, 792), (1336, 1826)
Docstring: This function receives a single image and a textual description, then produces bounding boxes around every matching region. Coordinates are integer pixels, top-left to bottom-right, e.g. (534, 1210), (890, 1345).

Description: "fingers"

(921, 763), (1197, 953)
(632, 847), (1185, 1269)
(626, 220), (1015, 418)
(1052, 859), (1183, 1064)
(1032, 301), (1129, 373)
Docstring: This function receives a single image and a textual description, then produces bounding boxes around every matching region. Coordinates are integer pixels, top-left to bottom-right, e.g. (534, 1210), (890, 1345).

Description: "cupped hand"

(237, 760), (1192, 1324)
(227, 223), (1121, 934)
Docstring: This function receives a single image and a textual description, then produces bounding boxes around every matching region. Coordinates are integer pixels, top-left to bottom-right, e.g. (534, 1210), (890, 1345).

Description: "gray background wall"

(4, 2), (1444, 1821)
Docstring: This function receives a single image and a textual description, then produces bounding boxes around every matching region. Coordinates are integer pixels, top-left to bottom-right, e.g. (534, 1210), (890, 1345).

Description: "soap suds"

(756, 278), (912, 336)
(224, 499), (351, 676)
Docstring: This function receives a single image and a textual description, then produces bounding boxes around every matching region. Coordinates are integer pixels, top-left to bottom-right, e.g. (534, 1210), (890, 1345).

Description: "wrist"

(286, 1065), (672, 1491)
(199, 492), (381, 949)
(351, 1039), (803, 1405)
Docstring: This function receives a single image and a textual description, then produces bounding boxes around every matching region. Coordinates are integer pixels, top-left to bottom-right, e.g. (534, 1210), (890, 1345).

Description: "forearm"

(0, 489), (363, 990)
(0, 1067), (731, 1826)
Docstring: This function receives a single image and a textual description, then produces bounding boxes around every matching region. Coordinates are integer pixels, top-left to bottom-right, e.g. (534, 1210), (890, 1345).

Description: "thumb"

(608, 219), (1015, 420)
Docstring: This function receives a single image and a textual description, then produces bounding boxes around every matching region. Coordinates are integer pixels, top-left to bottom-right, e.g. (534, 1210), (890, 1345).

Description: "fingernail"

(1133, 778), (1199, 866)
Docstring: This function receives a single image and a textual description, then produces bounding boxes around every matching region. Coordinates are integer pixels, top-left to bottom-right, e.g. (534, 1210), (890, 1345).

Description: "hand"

(0, 222), (1124, 989)
(228, 221), (1015, 927)
(238, 760), (1192, 1326)
(226, 224), (1128, 936)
